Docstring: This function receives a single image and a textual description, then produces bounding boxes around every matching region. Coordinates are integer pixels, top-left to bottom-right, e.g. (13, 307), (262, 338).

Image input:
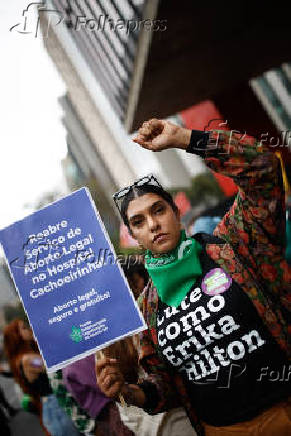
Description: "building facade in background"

(41, 0), (194, 193)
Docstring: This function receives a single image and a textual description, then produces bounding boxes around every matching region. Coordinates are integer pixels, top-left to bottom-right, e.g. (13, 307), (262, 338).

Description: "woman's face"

(18, 321), (33, 342)
(128, 272), (146, 299)
(127, 193), (181, 254)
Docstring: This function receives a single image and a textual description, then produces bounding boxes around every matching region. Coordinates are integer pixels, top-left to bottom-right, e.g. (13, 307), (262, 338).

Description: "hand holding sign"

(95, 356), (124, 399)
(0, 188), (146, 372)
(95, 355), (146, 408)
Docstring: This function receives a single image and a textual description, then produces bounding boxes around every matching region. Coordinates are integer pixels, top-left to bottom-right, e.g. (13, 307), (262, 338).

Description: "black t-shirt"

(157, 237), (290, 426)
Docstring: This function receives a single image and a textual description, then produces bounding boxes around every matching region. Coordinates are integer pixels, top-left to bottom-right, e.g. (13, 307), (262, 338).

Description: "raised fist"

(133, 119), (191, 152)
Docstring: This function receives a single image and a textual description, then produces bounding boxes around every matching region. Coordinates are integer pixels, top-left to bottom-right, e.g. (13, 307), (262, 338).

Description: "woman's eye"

(155, 206), (164, 214)
(132, 219), (143, 226)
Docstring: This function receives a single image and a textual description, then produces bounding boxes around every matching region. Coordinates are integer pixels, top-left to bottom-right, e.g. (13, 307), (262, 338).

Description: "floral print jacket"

(137, 129), (291, 436)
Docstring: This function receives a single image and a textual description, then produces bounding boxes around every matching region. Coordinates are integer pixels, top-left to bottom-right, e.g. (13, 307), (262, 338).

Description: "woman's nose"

(147, 215), (159, 231)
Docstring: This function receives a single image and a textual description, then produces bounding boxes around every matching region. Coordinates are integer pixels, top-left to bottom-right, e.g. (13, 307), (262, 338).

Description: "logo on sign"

(70, 326), (83, 343)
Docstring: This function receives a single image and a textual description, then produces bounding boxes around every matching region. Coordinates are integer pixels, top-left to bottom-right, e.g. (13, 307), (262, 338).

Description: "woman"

(96, 119), (290, 436)
(3, 319), (81, 436)
(3, 320), (44, 417)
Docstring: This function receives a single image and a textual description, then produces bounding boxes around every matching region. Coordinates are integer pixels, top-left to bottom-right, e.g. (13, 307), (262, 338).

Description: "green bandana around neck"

(145, 230), (202, 307)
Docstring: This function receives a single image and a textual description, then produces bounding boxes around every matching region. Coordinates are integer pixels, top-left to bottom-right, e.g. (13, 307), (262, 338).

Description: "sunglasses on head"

(113, 174), (162, 214)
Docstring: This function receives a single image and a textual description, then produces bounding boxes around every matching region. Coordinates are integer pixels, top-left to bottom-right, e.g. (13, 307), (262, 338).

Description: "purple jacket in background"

(62, 354), (111, 418)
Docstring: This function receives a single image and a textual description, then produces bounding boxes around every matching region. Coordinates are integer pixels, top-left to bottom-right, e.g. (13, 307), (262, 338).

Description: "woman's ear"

(175, 208), (182, 224)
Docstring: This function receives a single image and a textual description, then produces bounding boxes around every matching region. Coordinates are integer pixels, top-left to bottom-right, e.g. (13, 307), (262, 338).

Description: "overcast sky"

(0, 1), (67, 230)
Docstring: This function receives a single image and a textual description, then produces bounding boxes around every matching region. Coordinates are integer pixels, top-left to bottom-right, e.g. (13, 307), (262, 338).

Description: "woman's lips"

(153, 233), (169, 244)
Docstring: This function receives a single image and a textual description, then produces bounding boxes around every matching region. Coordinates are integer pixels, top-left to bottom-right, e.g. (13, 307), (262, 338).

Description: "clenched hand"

(133, 119), (191, 152)
(96, 358), (124, 399)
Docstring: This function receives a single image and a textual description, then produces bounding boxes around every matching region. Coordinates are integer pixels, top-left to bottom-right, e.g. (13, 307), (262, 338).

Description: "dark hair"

(3, 319), (38, 392)
(122, 263), (149, 285)
(120, 184), (178, 229)
(3, 319), (36, 362)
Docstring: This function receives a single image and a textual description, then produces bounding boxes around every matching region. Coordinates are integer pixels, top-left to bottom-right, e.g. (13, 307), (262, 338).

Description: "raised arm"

(133, 120), (290, 285)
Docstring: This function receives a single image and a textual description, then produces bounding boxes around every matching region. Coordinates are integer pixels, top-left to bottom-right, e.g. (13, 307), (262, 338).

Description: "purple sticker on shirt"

(201, 268), (232, 296)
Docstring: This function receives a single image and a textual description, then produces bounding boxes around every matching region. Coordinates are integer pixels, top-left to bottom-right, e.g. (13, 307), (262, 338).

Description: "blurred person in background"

(190, 196), (236, 236)
(3, 319), (81, 436)
(3, 320), (42, 417)
(0, 383), (16, 436)
(122, 263), (149, 299)
(48, 369), (96, 436)
(96, 119), (290, 436)
(0, 361), (21, 436)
